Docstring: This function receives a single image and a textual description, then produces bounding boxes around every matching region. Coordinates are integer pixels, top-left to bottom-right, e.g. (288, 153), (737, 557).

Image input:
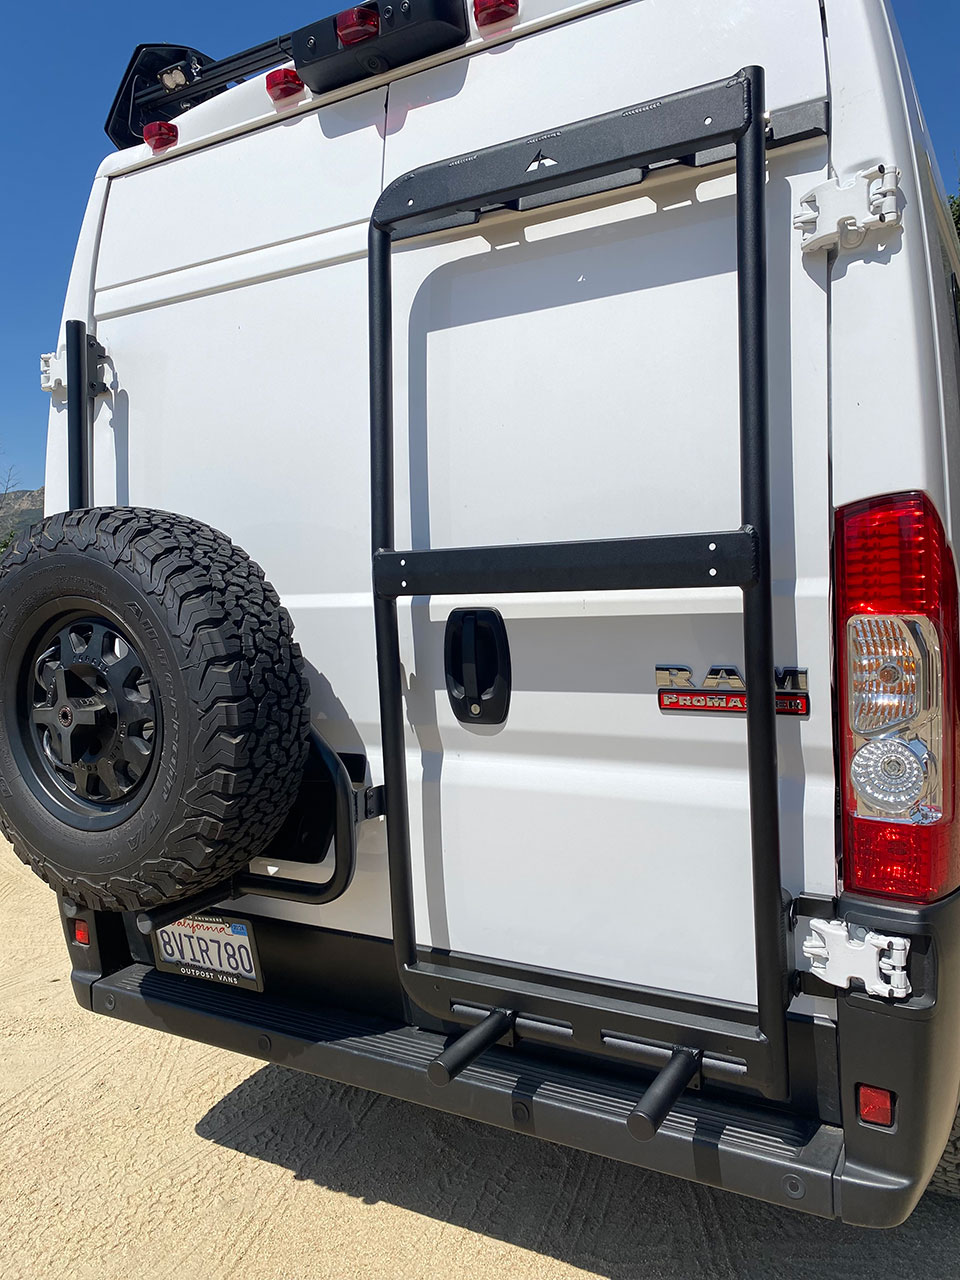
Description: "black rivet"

(257, 1035), (272, 1054)
(511, 1101), (530, 1124)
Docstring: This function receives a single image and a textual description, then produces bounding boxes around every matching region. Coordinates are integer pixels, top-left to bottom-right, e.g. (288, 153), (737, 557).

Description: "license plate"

(152, 912), (263, 992)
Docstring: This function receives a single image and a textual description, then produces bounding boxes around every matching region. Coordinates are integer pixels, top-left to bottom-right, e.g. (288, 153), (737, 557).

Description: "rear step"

(93, 963), (842, 1216)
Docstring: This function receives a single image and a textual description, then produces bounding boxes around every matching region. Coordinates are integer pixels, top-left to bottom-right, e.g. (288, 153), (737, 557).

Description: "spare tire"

(0, 507), (309, 911)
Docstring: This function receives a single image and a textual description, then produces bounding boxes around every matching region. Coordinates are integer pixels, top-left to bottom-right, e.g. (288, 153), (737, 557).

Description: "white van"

(3, 0), (960, 1226)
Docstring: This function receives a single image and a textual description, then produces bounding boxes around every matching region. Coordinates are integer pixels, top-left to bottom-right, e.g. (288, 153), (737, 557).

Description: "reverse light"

(850, 738), (929, 815)
(335, 6), (380, 45)
(73, 919), (90, 946)
(857, 1084), (895, 1127)
(142, 120), (178, 153)
(266, 68), (305, 102)
(474, 0), (519, 26)
(836, 491), (960, 902)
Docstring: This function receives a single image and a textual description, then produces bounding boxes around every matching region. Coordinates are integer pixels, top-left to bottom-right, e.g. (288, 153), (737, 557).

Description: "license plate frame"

(152, 912), (264, 992)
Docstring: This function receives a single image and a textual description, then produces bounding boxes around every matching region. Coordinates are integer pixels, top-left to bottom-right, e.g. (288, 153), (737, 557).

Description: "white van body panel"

(41, 0), (956, 1007)
(377, 0), (830, 1002)
(85, 86), (398, 941)
(823, 0), (950, 521)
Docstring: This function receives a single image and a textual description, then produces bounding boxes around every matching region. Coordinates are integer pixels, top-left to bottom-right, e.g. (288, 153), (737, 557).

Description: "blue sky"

(0, 1), (956, 491)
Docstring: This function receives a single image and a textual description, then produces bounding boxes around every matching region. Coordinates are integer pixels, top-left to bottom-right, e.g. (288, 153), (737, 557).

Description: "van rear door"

(378, 0), (833, 1010)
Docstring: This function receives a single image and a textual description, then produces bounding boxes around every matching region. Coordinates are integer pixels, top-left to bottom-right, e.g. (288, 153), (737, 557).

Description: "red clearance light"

(835, 491), (960, 902)
(336, 6), (380, 45)
(857, 1084), (894, 1127)
(266, 68), (305, 103)
(474, 0), (519, 27)
(143, 120), (178, 153)
(73, 919), (91, 946)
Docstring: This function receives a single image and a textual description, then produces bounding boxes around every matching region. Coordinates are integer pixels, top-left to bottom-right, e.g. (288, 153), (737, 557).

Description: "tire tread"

(0, 507), (309, 911)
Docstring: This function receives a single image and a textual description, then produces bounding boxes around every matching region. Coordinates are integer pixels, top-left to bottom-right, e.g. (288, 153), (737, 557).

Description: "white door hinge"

(40, 351), (65, 394)
(794, 162), (901, 253)
(801, 918), (911, 999)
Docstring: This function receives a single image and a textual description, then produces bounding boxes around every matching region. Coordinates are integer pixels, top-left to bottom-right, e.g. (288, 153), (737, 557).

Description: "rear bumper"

(91, 962), (846, 1218)
(66, 880), (960, 1227)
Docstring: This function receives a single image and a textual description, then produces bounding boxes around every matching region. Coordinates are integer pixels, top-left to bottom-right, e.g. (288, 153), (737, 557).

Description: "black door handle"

(444, 608), (511, 725)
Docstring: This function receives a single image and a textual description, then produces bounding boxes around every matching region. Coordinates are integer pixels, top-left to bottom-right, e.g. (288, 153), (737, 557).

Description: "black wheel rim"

(19, 612), (162, 822)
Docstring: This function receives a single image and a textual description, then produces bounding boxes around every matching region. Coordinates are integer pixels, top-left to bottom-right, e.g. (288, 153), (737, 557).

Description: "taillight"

(143, 120), (178, 153)
(73, 919), (90, 946)
(836, 491), (960, 902)
(336, 5), (380, 45)
(474, 0), (519, 26)
(266, 68), (305, 103)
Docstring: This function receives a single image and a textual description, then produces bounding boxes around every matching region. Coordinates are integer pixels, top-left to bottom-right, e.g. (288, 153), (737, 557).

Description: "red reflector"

(73, 919), (90, 946)
(143, 120), (178, 153)
(266, 68), (305, 103)
(857, 1084), (894, 1127)
(474, 0), (519, 26)
(336, 6), (380, 45)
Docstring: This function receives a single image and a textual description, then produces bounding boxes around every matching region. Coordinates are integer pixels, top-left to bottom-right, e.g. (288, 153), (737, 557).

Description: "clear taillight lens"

(847, 614), (933, 734)
(836, 492), (960, 901)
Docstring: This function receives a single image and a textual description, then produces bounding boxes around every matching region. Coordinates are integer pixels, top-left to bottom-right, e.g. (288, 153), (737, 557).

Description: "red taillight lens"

(836, 491), (960, 902)
(73, 919), (90, 946)
(266, 68), (305, 103)
(474, 0), (519, 26)
(857, 1084), (895, 1127)
(143, 120), (178, 153)
(336, 5), (380, 45)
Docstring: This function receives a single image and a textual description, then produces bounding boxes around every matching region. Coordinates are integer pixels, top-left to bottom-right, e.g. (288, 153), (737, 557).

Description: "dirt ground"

(2, 845), (960, 1280)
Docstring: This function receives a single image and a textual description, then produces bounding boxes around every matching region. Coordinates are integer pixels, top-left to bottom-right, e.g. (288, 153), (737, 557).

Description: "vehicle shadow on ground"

(197, 1065), (960, 1280)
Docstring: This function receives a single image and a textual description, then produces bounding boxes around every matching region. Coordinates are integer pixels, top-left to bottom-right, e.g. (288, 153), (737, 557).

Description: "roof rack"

(104, 38), (294, 149)
(104, 2), (470, 151)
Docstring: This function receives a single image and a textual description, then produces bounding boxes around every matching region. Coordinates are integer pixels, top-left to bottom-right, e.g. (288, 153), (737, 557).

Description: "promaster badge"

(656, 665), (810, 716)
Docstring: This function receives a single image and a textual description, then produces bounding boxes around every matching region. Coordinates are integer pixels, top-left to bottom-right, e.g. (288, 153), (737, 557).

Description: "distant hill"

(0, 488), (44, 549)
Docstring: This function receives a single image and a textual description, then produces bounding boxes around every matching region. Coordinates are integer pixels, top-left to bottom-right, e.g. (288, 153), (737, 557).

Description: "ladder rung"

(375, 530), (758, 598)
(626, 1047), (703, 1140)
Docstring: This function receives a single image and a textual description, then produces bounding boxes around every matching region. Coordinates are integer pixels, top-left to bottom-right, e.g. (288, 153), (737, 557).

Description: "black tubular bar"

(626, 1047), (703, 1141)
(735, 66), (790, 1099)
(64, 320), (89, 510)
(427, 1008), (517, 1086)
(368, 68), (789, 1099)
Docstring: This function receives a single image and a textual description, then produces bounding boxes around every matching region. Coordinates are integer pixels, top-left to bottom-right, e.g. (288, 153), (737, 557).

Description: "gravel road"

(3, 843), (960, 1280)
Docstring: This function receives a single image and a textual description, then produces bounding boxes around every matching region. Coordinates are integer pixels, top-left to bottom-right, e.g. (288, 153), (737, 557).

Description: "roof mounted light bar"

(105, 39), (293, 149)
(104, 0), (469, 151)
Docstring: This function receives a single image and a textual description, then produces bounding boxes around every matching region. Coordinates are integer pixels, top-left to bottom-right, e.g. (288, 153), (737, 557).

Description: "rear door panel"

(382, 0), (832, 1004)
